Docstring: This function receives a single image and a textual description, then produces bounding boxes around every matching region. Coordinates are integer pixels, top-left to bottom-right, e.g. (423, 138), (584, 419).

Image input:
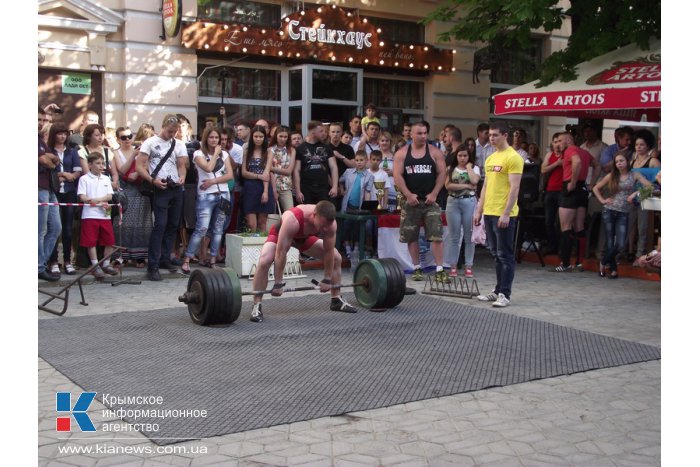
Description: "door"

(283, 64), (362, 131)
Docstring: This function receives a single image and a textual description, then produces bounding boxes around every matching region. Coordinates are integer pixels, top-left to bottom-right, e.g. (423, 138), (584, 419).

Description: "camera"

(164, 176), (179, 189)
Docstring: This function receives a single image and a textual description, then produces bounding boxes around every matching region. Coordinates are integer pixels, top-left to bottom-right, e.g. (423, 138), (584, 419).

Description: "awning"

(493, 39), (660, 122)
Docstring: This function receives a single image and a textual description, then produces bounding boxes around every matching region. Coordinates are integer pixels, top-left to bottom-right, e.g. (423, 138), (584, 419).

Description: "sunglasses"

(119, 134), (134, 141)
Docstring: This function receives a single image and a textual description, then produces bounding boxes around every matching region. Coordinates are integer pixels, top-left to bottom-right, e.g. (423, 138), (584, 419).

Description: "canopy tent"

(493, 39), (660, 122)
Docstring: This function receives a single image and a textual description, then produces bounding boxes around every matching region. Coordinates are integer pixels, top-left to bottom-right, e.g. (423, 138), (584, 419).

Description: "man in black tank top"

(393, 121), (448, 283)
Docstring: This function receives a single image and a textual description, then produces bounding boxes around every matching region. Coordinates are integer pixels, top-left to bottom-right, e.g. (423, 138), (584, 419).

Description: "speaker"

(518, 163), (541, 213)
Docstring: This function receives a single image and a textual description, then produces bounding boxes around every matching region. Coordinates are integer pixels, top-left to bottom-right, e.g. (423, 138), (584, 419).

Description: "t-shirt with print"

(483, 146), (524, 217)
(139, 135), (188, 182)
(77, 172), (114, 220)
(297, 141), (332, 187)
(193, 150), (231, 195)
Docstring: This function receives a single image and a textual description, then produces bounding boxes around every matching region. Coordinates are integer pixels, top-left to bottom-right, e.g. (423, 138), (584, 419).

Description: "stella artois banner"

(493, 39), (660, 122)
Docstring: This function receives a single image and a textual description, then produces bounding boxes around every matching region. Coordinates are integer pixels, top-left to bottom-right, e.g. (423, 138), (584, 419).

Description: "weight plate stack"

(378, 257), (407, 308)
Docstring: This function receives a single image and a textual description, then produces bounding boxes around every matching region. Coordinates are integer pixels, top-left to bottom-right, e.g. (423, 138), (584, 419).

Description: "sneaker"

(50, 263), (61, 275)
(169, 257), (184, 266)
(410, 268), (424, 281)
(575, 263), (585, 272)
(492, 293), (510, 308)
(101, 264), (119, 276)
(147, 269), (162, 281)
(64, 263), (76, 275)
(551, 264), (573, 272)
(464, 268), (474, 278)
(159, 261), (178, 272)
(477, 291), (498, 302)
(330, 296), (358, 313)
(449, 268), (458, 278)
(434, 270), (450, 283)
(250, 303), (263, 322)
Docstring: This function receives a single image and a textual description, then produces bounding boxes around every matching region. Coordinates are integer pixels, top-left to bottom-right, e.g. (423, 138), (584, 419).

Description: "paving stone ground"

(38, 248), (660, 466)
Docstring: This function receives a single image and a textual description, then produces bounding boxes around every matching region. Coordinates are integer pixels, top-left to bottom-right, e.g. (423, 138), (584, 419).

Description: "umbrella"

(493, 39), (660, 122)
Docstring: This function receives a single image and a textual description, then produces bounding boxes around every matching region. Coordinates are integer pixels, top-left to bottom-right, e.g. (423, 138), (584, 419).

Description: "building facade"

(38, 0), (573, 147)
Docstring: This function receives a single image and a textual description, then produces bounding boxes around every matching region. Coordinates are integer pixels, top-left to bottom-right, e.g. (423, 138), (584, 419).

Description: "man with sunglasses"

(136, 114), (189, 281)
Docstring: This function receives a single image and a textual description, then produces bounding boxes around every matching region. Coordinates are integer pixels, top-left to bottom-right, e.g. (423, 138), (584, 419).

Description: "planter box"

(225, 234), (303, 278)
(641, 197), (661, 211)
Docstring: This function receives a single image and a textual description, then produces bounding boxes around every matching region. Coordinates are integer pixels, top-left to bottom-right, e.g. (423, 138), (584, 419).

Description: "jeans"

(602, 208), (628, 272)
(445, 196), (476, 267)
(186, 193), (230, 258)
(148, 188), (183, 270)
(483, 215), (517, 299)
(50, 191), (77, 264)
(38, 189), (62, 273)
(544, 190), (560, 250)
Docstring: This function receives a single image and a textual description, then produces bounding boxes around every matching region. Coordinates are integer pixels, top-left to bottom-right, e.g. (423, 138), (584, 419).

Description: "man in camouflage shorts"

(393, 121), (448, 282)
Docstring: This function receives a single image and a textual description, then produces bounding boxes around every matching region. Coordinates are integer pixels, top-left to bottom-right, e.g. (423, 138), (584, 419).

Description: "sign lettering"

(61, 73), (91, 95)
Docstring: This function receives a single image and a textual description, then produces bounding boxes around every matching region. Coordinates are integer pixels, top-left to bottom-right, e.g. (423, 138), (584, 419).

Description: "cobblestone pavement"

(38, 250), (660, 466)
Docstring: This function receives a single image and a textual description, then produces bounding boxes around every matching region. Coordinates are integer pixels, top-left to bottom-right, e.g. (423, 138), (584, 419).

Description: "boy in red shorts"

(77, 152), (119, 279)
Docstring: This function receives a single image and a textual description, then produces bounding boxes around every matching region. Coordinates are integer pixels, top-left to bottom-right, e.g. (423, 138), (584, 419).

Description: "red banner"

(494, 86), (660, 121)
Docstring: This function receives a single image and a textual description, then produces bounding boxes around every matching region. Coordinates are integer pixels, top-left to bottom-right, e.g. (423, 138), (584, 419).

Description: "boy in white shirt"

(77, 152), (119, 279)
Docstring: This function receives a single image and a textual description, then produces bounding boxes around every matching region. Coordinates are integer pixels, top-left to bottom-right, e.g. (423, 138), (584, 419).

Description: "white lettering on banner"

(553, 94), (605, 106)
(287, 20), (372, 49)
(640, 90), (660, 103)
(609, 65), (661, 81)
(504, 96), (548, 109)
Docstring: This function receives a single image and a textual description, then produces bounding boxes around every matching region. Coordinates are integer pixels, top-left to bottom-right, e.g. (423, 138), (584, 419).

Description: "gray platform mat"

(38, 294), (660, 445)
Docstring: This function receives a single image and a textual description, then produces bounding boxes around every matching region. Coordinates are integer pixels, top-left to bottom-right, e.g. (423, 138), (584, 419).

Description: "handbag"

(111, 191), (128, 218)
(210, 155), (232, 213)
(139, 140), (177, 196)
(49, 169), (62, 194)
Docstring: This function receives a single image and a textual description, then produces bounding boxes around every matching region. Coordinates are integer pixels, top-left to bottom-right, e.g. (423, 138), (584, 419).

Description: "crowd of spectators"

(38, 102), (661, 287)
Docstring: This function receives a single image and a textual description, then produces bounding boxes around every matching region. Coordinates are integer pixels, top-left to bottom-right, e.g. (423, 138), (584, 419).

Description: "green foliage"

(422, 0), (660, 86)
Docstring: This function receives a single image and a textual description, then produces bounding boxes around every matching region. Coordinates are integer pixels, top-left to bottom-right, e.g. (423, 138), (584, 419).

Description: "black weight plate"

(209, 268), (234, 325)
(222, 267), (243, 323)
(379, 258), (406, 308)
(187, 270), (211, 325)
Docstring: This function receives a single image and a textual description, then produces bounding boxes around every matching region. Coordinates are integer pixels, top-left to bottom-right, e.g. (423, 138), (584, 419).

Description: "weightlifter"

(250, 200), (358, 322)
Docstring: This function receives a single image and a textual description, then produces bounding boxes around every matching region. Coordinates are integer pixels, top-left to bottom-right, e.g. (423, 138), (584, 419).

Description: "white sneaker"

(492, 293), (510, 308)
(50, 263), (60, 275)
(477, 291), (498, 301)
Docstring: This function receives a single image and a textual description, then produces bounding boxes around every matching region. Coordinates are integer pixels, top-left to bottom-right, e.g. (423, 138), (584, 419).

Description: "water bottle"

(350, 247), (360, 273)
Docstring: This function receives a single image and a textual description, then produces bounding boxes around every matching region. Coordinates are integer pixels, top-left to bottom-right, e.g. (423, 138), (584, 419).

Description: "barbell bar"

(179, 258), (407, 326)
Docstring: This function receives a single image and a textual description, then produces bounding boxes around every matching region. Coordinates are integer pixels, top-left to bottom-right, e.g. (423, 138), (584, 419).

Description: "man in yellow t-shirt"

(473, 122), (524, 308)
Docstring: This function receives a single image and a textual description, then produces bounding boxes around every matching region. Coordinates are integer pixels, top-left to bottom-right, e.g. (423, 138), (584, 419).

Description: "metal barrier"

(422, 274), (480, 299)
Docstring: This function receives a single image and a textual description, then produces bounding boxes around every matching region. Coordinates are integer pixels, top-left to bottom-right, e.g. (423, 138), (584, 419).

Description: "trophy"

(373, 180), (386, 210)
(396, 192), (405, 212)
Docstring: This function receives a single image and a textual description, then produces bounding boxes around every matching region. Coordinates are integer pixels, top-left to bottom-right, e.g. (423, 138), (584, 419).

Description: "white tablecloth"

(377, 214), (450, 272)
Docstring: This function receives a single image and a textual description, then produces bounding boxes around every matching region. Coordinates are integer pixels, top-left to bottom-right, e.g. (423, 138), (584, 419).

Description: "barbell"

(178, 258), (407, 326)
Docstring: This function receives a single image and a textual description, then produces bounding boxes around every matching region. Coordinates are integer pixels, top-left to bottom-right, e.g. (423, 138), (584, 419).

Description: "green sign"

(62, 73), (91, 95)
